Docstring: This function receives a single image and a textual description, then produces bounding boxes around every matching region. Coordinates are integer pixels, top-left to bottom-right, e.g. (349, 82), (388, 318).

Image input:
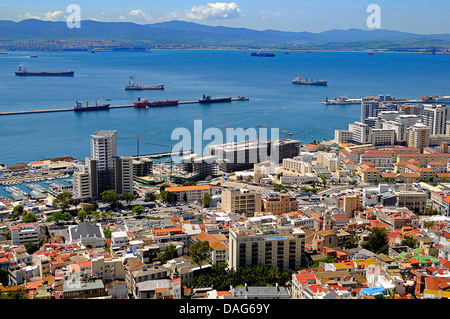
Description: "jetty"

(0, 97), (249, 116)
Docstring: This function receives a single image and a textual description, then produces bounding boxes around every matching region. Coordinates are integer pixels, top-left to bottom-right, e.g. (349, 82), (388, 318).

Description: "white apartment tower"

(407, 122), (430, 151)
(422, 104), (449, 135)
(73, 130), (134, 199)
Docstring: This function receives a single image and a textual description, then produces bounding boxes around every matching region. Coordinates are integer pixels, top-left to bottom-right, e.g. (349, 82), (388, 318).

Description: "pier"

(0, 97), (249, 116)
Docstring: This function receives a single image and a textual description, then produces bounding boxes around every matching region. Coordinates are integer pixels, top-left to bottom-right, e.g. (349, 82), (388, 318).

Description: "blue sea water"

(0, 49), (449, 165)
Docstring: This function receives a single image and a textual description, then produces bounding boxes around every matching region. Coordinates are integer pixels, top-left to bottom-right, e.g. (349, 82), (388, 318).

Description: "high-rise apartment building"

(422, 104), (449, 135)
(407, 122), (430, 151)
(73, 130), (134, 199)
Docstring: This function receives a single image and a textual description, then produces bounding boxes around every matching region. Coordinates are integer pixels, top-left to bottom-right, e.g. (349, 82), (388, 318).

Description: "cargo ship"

(74, 99), (110, 112)
(199, 94), (232, 104)
(15, 66), (74, 76)
(124, 76), (164, 90)
(251, 52), (275, 57)
(292, 75), (327, 86)
(134, 97), (179, 108)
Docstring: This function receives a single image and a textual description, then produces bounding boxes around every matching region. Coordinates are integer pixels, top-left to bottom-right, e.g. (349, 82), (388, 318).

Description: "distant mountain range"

(1, 19), (450, 49)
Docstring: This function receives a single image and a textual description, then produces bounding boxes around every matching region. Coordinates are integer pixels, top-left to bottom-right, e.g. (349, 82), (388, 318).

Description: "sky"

(1, 0), (449, 34)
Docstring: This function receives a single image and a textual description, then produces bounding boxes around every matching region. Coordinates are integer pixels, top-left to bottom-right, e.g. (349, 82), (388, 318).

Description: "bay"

(0, 49), (449, 165)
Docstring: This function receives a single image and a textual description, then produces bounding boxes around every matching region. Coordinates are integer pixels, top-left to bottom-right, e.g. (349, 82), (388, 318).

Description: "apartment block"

(262, 192), (298, 215)
(228, 222), (305, 271)
(221, 188), (262, 216)
(165, 185), (212, 203)
(11, 222), (40, 246)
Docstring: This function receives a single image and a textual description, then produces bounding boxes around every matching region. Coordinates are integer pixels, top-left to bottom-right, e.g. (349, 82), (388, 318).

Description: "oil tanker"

(134, 97), (179, 108)
(199, 94), (232, 104)
(15, 66), (74, 76)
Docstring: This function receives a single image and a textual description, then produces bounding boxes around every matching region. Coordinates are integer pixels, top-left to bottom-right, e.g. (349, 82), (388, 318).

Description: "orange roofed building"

(165, 185), (212, 203)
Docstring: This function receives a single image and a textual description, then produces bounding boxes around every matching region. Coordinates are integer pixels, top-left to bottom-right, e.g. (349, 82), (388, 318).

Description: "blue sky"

(2, 0), (449, 34)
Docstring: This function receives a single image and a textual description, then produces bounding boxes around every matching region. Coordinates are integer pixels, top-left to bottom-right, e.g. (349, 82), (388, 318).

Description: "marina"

(0, 96), (249, 116)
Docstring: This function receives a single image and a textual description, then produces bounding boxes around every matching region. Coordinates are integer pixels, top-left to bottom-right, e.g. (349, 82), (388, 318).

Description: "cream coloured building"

(228, 222), (305, 271)
(221, 188), (261, 216)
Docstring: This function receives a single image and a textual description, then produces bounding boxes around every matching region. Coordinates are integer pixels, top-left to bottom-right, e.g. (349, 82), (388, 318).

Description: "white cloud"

(19, 10), (65, 21)
(128, 9), (153, 22)
(259, 9), (306, 20)
(186, 2), (242, 20)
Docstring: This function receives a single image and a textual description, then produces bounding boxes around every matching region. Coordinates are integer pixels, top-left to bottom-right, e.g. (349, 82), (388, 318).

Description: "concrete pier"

(0, 97), (249, 116)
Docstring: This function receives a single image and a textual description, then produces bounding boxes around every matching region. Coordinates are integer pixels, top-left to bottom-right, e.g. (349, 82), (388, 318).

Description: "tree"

(48, 211), (64, 224)
(91, 211), (100, 221)
(101, 190), (119, 209)
(52, 192), (73, 212)
(63, 212), (72, 221)
(89, 200), (99, 212)
(145, 192), (157, 202)
(400, 235), (418, 249)
(77, 210), (87, 222)
(9, 205), (24, 220)
(344, 234), (360, 249)
(123, 192), (136, 207)
(0, 289), (28, 299)
(158, 244), (179, 263)
(189, 241), (213, 269)
(24, 241), (39, 254)
(361, 226), (389, 254)
(132, 205), (145, 216)
(22, 212), (37, 223)
(159, 191), (177, 204)
(202, 193), (212, 208)
(103, 229), (112, 239)
(71, 199), (81, 212)
(0, 268), (9, 286)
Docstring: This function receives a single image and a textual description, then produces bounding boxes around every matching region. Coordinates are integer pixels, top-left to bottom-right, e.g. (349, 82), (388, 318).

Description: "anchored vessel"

(124, 76), (164, 90)
(134, 97), (179, 108)
(199, 94), (232, 104)
(74, 100), (110, 112)
(15, 66), (74, 76)
(292, 75), (327, 86)
(251, 52), (275, 57)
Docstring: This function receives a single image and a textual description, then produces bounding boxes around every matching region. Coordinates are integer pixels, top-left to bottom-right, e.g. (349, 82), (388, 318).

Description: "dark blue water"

(0, 50), (449, 165)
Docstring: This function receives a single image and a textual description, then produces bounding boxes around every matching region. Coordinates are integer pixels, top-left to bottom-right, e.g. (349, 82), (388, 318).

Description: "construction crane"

(118, 135), (150, 157)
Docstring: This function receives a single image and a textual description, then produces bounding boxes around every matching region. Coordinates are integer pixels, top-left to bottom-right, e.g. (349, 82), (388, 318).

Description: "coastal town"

(1, 95), (450, 300)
